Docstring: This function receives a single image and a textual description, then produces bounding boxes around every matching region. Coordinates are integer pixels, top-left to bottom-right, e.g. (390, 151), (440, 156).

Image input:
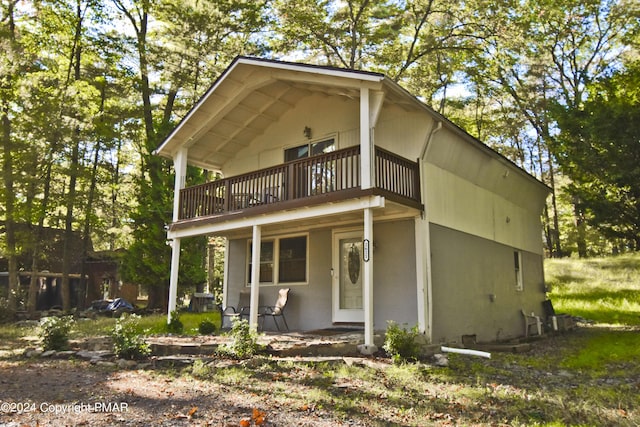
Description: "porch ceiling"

(155, 57), (419, 171)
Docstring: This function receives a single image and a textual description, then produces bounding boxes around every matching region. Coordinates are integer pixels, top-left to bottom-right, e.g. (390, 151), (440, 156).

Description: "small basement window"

(514, 250), (523, 291)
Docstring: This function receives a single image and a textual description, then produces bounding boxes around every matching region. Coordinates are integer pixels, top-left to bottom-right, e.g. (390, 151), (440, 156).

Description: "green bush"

(217, 317), (262, 359)
(39, 316), (74, 351)
(0, 297), (12, 323)
(166, 311), (184, 334)
(383, 321), (421, 364)
(112, 313), (151, 360)
(198, 319), (217, 335)
(190, 359), (212, 379)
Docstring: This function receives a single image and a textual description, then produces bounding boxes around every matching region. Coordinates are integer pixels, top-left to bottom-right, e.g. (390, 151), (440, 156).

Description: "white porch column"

(167, 238), (181, 323)
(359, 207), (377, 355)
(249, 225), (261, 331)
(167, 147), (188, 323)
(222, 238), (230, 309)
(172, 147), (188, 222)
(360, 87), (374, 189)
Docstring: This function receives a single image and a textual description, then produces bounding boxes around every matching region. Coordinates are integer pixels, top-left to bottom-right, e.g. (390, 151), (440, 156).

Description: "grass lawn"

(71, 311), (222, 338)
(546, 253), (640, 326)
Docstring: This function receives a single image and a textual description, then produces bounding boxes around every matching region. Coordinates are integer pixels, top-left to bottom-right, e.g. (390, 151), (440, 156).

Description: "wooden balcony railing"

(178, 146), (421, 221)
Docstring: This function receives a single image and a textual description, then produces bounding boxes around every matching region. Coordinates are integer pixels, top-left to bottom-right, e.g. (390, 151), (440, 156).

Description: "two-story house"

(155, 56), (550, 353)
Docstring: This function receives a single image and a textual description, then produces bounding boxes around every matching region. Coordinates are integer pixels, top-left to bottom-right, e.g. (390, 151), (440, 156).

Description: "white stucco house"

(154, 56), (550, 352)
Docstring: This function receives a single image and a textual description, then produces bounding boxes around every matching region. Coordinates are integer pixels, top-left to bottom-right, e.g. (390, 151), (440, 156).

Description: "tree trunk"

(147, 285), (168, 311)
(77, 81), (106, 309)
(27, 142), (57, 313)
(60, 0), (84, 311)
(110, 135), (123, 251)
(546, 149), (563, 257)
(1, 3), (19, 314)
(61, 138), (80, 311)
(573, 198), (588, 258)
(2, 94), (18, 314)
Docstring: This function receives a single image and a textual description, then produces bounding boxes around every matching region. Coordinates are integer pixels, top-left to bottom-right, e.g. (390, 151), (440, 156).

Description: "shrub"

(217, 317), (262, 359)
(166, 311), (184, 334)
(0, 297), (12, 323)
(190, 359), (212, 379)
(112, 313), (151, 360)
(198, 319), (217, 335)
(383, 321), (421, 364)
(39, 316), (74, 351)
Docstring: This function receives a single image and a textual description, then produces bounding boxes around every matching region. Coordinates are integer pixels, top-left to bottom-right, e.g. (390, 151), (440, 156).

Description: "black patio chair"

(259, 288), (290, 332)
(221, 289), (251, 329)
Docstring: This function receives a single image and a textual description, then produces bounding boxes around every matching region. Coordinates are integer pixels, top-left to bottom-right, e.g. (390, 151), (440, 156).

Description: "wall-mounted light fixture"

(303, 126), (312, 139)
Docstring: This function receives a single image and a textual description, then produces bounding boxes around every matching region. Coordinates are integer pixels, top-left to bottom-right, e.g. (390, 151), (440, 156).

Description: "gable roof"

(155, 56), (549, 192)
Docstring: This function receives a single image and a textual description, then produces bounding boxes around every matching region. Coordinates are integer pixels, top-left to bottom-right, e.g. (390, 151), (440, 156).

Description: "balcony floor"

(170, 187), (422, 238)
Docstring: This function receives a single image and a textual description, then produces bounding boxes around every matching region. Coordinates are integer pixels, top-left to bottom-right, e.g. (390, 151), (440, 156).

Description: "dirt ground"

(0, 327), (638, 426)
(0, 357), (372, 427)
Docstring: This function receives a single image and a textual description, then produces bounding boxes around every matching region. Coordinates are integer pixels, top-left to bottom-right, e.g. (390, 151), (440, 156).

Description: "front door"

(332, 230), (364, 323)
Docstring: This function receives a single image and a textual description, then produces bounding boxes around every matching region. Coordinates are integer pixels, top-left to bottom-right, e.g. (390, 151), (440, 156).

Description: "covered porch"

(168, 190), (423, 354)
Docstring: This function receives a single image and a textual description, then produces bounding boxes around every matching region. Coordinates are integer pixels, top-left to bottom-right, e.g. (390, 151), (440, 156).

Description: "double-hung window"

(248, 235), (308, 285)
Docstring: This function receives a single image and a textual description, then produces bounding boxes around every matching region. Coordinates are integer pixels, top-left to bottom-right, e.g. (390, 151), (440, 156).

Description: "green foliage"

(0, 297), (14, 323)
(551, 63), (640, 250)
(198, 318), (217, 335)
(38, 316), (74, 351)
(166, 311), (184, 334)
(111, 313), (151, 360)
(217, 317), (262, 359)
(383, 321), (421, 364)
(190, 359), (212, 379)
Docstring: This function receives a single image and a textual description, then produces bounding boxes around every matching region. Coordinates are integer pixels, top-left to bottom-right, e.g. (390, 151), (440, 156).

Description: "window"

(278, 236), (307, 283)
(285, 138), (335, 162)
(514, 250), (523, 291)
(250, 240), (274, 283)
(248, 235), (308, 285)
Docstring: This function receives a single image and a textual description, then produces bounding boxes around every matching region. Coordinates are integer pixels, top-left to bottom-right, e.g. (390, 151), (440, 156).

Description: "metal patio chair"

(259, 288), (290, 332)
(221, 289), (251, 329)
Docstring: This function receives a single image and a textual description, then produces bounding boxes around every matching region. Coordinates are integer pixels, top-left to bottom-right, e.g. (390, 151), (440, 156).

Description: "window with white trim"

(514, 250), (523, 291)
(248, 235), (308, 285)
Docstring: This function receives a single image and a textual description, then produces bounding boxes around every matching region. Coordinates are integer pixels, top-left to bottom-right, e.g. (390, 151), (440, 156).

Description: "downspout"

(416, 120), (442, 342)
(420, 121), (442, 161)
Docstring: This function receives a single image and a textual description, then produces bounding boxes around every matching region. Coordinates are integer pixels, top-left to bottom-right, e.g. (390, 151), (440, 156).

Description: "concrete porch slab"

(145, 329), (385, 358)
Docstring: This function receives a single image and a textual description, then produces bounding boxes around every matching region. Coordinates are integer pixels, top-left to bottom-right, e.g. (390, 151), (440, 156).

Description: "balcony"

(176, 146), (422, 223)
